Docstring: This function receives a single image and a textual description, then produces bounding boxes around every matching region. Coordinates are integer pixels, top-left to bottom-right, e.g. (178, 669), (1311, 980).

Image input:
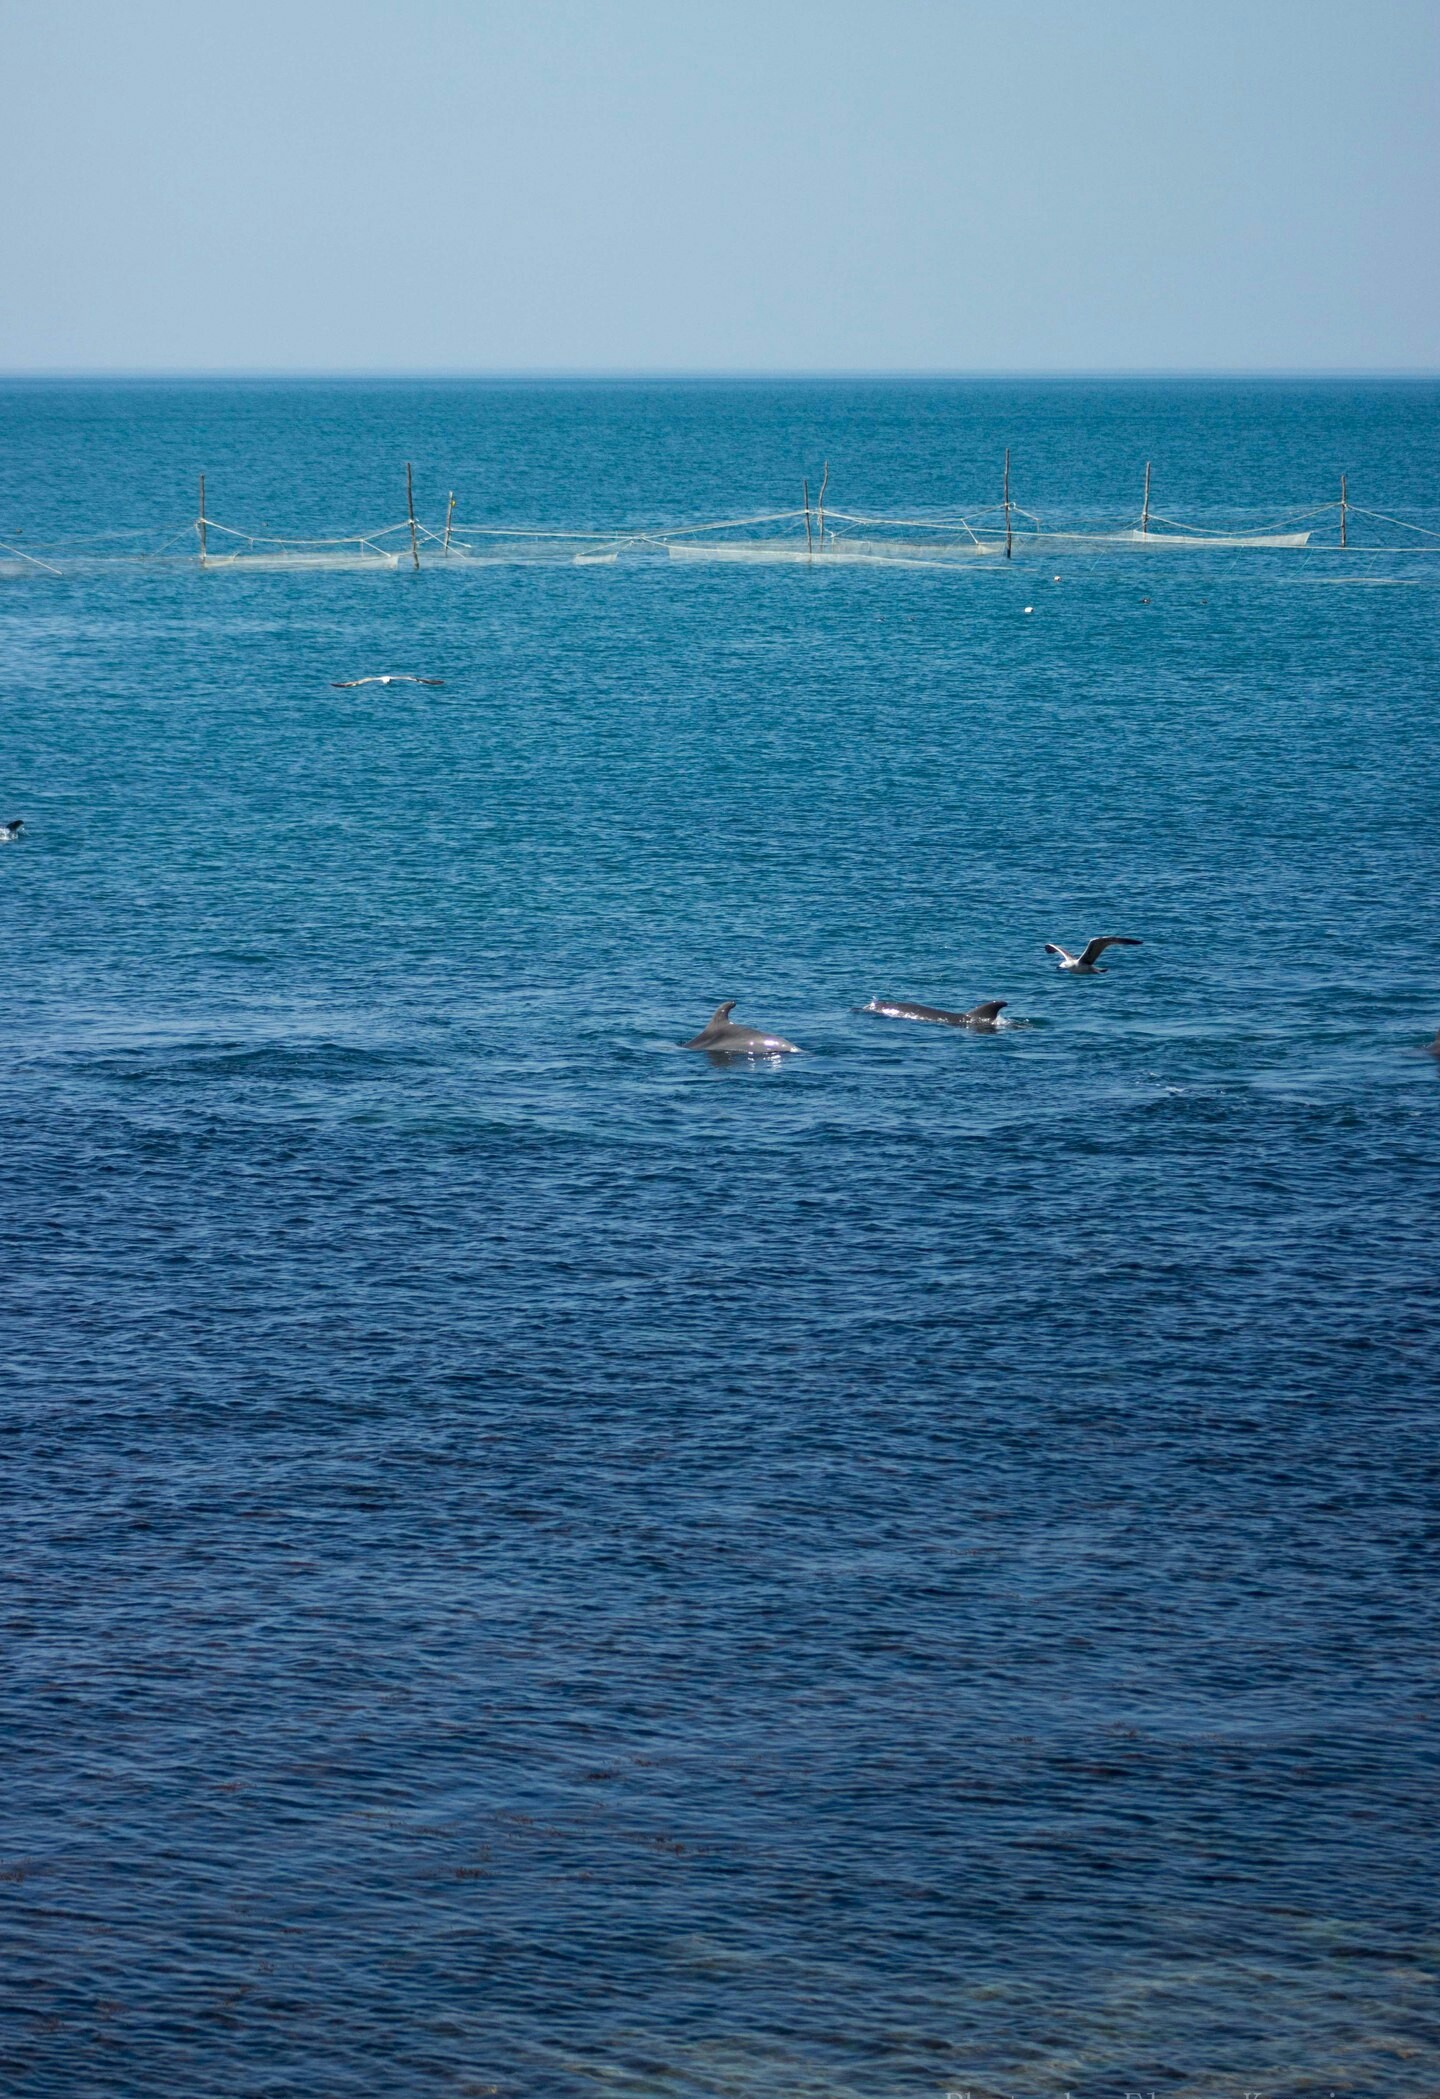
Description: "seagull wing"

(1044, 943), (1071, 962)
(1078, 936), (1142, 966)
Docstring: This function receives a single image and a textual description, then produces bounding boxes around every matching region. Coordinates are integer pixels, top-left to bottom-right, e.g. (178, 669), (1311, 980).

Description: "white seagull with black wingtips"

(1044, 936), (1142, 975)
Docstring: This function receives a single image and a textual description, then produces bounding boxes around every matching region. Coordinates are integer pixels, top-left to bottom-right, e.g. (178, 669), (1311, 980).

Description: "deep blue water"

(2, 380), (1438, 2099)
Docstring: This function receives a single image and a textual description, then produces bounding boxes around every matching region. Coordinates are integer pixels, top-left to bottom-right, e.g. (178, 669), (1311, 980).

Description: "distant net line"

(4, 484), (1439, 575)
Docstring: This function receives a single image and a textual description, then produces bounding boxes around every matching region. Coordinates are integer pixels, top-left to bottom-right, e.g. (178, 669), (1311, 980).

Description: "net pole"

(443, 492), (455, 557)
(1340, 474), (1348, 548)
(817, 462), (829, 551)
(1004, 449), (1012, 559)
(198, 473), (207, 566)
(803, 480), (813, 557)
(406, 463), (421, 570)
(1142, 461), (1151, 536)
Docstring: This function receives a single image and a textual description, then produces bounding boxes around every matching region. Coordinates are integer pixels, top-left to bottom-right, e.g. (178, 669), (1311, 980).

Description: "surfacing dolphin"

(1, 818), (23, 842)
(862, 997), (1008, 1030)
(683, 1002), (800, 1055)
(331, 675), (445, 689)
(1044, 936), (1142, 974)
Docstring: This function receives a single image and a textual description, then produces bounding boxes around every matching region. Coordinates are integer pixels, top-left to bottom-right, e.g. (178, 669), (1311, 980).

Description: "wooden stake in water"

(1142, 460), (1152, 536)
(406, 462), (421, 570)
(1004, 448), (1012, 559)
(817, 462), (829, 551)
(443, 491), (456, 558)
(803, 479), (813, 557)
(198, 473), (207, 566)
(1340, 473), (1348, 549)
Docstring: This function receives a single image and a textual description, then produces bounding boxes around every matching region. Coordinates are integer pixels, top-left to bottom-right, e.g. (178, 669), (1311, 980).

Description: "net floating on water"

(667, 538), (1006, 565)
(10, 482), (1436, 583)
(202, 549), (403, 572)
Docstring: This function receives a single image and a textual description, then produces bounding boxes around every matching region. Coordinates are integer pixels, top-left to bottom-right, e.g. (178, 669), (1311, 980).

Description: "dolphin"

(1, 818), (23, 842)
(330, 675), (444, 689)
(683, 1002), (800, 1055)
(862, 997), (1008, 1030)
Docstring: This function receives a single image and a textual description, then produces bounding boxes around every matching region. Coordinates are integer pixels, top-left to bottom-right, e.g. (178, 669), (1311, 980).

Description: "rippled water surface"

(2, 380), (1439, 2099)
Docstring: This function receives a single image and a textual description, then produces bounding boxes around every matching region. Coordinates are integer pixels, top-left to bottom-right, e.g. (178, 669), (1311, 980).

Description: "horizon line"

(3, 366), (1439, 384)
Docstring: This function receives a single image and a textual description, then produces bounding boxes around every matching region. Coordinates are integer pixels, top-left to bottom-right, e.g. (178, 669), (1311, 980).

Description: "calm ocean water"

(2, 379), (1438, 2099)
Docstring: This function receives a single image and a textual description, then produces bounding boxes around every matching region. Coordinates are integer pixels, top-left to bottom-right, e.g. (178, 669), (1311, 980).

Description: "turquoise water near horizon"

(2, 379), (1438, 2099)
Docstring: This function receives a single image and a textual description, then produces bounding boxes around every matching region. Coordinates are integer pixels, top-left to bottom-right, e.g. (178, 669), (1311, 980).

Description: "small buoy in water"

(1140, 596), (1151, 605)
(1052, 574), (1061, 582)
(1023, 605), (1034, 614)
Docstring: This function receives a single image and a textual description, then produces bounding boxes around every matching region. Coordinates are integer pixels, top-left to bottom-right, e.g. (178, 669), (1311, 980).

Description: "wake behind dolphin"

(683, 1002), (800, 1055)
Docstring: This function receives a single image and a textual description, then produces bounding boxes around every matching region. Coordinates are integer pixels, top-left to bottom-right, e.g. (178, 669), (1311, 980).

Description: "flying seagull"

(1044, 937), (1142, 974)
(1, 818), (23, 842)
(330, 675), (445, 688)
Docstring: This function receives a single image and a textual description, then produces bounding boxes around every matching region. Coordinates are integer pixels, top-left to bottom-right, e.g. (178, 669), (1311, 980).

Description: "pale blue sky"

(2, 0), (1436, 372)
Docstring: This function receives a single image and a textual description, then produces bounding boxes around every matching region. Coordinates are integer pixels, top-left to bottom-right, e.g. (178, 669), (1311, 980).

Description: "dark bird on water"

(1044, 937), (1142, 975)
(1, 818), (23, 841)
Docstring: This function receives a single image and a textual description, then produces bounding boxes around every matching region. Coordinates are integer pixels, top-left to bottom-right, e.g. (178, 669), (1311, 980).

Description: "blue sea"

(2, 378), (1438, 2099)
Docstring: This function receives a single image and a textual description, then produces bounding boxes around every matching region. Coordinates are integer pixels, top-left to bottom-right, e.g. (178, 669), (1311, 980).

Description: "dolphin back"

(865, 997), (1007, 1028)
(683, 1001), (735, 1047)
(683, 1000), (800, 1053)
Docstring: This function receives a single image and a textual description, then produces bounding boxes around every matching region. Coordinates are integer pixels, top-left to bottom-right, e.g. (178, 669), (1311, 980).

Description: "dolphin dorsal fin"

(708, 1001), (736, 1025)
